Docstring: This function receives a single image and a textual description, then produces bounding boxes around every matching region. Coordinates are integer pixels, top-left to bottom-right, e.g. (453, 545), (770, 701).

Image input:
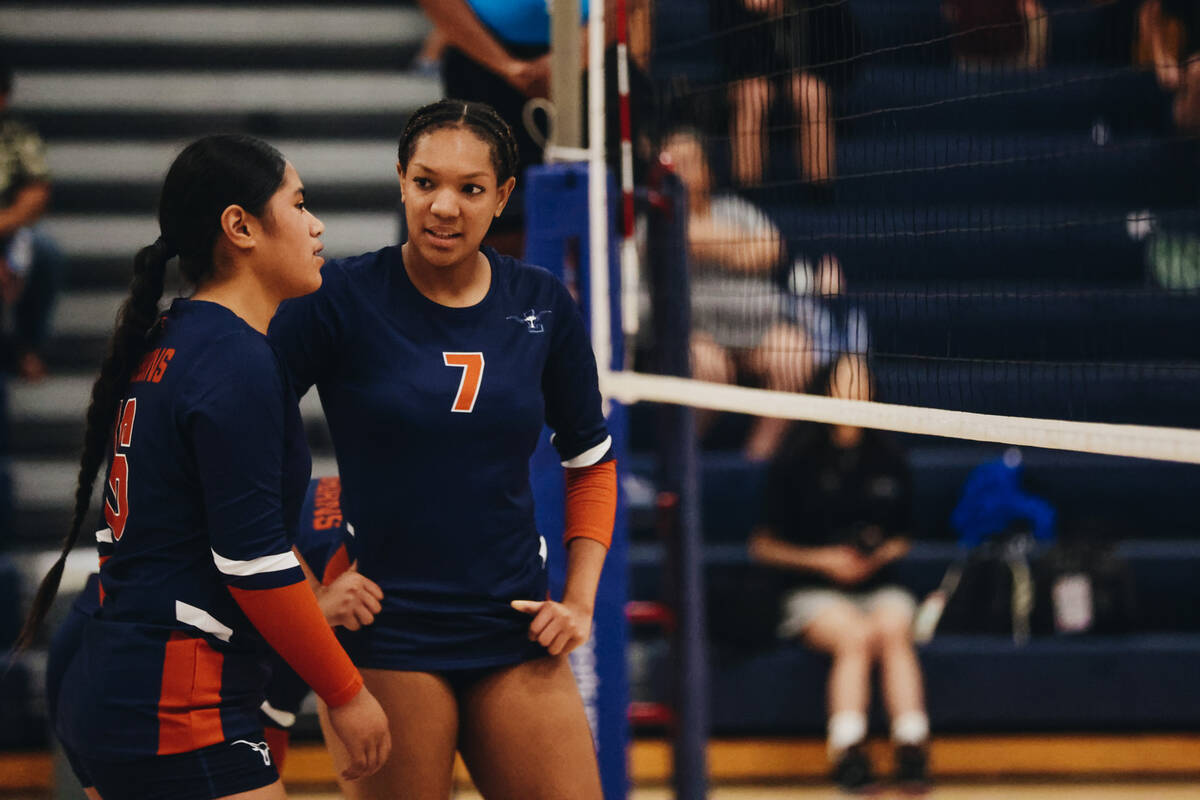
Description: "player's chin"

(418, 237), (468, 265)
(285, 265), (323, 298)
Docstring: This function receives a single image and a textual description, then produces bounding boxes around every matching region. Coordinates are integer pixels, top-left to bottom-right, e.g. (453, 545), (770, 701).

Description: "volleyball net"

(589, 0), (1200, 464)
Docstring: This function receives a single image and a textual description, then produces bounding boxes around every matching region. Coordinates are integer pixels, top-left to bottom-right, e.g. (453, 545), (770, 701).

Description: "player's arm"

(512, 460), (617, 655)
(187, 344), (363, 708)
(513, 281), (619, 655)
(188, 344), (389, 779)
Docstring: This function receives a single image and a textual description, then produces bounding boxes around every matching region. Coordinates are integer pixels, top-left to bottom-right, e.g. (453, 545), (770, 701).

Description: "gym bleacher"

(634, 0), (1200, 748)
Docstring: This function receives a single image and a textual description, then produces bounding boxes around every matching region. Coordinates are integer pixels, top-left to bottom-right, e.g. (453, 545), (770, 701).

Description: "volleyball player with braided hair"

(269, 99), (616, 799)
(19, 135), (389, 800)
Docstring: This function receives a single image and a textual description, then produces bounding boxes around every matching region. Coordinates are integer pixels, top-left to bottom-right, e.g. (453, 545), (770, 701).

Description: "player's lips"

(425, 229), (462, 246)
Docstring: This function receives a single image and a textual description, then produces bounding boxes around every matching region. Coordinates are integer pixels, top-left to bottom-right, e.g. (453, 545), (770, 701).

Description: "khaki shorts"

(778, 585), (917, 640)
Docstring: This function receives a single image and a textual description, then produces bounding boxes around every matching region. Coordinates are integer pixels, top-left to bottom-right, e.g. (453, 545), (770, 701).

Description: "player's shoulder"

(317, 244), (400, 295)
(487, 247), (572, 306)
(165, 300), (286, 394)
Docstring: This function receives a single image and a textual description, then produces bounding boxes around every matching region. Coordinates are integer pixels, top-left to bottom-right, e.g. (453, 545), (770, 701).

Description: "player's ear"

(493, 176), (517, 218)
(219, 204), (256, 251)
(396, 162), (406, 204)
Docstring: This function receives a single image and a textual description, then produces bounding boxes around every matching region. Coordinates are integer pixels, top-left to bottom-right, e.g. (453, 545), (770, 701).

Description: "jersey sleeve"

(268, 262), (347, 396)
(543, 280), (612, 467)
(182, 335), (306, 590)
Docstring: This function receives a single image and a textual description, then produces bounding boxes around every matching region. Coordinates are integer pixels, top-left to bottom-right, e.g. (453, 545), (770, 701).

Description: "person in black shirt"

(749, 354), (929, 792)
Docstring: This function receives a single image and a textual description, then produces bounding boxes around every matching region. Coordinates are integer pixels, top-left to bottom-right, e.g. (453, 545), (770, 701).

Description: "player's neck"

(191, 273), (279, 335)
(401, 243), (491, 308)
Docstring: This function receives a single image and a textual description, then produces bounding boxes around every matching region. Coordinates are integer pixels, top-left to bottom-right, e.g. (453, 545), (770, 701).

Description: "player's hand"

(326, 686), (391, 781)
(823, 545), (879, 586)
(502, 54), (551, 98)
(315, 564), (383, 631)
(511, 598), (592, 656)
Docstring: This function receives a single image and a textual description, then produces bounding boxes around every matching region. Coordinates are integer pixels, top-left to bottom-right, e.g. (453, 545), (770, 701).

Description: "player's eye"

(413, 177), (432, 189)
(296, 202), (307, 211)
(463, 184), (484, 195)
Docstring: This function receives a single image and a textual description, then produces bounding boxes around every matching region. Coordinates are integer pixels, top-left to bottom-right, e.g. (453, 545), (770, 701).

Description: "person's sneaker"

(831, 743), (876, 793)
(894, 743), (930, 794)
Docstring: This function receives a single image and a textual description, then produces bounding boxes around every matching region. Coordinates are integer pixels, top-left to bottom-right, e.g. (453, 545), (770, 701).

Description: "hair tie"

(155, 236), (178, 260)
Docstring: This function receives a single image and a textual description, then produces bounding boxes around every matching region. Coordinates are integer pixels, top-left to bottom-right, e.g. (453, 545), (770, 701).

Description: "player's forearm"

(563, 460), (617, 548)
(417, 0), (517, 76)
(561, 537), (608, 615)
(230, 581), (363, 708)
(0, 183), (50, 236)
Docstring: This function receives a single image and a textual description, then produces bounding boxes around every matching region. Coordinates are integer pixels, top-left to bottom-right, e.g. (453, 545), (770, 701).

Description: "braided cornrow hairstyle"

(398, 99), (520, 185)
(14, 134), (286, 651)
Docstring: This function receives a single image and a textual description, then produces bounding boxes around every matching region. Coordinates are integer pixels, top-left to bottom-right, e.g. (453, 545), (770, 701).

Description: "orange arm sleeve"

(563, 460), (618, 549)
(229, 581), (363, 708)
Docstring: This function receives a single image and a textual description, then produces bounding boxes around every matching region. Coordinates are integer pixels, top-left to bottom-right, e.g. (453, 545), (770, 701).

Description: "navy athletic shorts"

(77, 737), (279, 800)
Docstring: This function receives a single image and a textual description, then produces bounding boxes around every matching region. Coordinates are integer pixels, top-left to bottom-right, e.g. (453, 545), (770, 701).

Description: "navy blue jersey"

(55, 480), (351, 744)
(269, 246), (610, 669)
(57, 299), (312, 761)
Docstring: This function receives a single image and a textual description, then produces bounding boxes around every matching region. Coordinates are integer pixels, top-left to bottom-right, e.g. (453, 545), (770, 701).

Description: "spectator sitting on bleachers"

(788, 251), (869, 370)
(712, 0), (859, 191)
(663, 127), (811, 460)
(0, 56), (62, 382)
(748, 354), (930, 792)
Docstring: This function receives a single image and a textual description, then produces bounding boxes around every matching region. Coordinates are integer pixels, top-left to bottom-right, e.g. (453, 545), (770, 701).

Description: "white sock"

(891, 711), (929, 746)
(827, 710), (867, 758)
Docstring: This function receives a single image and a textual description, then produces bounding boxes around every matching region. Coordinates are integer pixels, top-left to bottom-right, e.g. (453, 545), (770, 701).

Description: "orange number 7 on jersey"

(443, 352), (485, 413)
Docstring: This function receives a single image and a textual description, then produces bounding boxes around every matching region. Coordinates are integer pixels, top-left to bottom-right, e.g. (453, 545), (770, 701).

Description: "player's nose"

(430, 188), (459, 217)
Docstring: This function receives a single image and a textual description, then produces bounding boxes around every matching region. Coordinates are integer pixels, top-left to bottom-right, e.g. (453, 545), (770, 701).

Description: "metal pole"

(550, 0), (582, 151)
(648, 172), (710, 800)
(586, 0), (613, 382)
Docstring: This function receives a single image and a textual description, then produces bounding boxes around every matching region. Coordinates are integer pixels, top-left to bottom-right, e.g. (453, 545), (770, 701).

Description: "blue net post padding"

(524, 162), (630, 800)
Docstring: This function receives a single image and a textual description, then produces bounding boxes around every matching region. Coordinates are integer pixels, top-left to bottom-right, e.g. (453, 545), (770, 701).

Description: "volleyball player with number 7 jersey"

(269, 100), (617, 799)
(18, 135), (389, 800)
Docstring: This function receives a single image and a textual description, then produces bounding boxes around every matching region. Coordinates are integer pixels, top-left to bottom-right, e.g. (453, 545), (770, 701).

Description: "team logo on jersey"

(232, 739), (272, 766)
(507, 309), (552, 333)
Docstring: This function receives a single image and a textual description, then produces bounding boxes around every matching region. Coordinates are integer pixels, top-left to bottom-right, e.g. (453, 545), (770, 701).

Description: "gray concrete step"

(47, 140), (401, 185)
(43, 211), (399, 261)
(12, 70), (440, 115)
(0, 5), (429, 46)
